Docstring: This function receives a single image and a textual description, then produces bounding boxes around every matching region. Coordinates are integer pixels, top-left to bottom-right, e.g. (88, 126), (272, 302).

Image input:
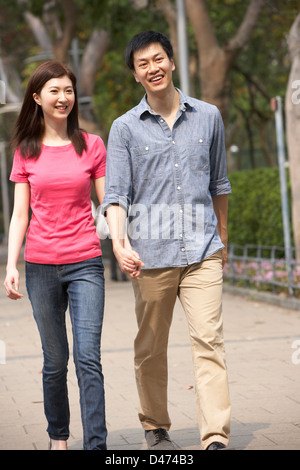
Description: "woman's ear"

(33, 93), (41, 105)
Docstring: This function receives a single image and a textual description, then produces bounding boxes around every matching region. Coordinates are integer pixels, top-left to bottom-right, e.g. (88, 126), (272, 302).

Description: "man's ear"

(132, 70), (140, 84)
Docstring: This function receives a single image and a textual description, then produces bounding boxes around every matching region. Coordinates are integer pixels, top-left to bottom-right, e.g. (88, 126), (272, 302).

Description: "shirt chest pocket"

(186, 140), (210, 172)
(132, 144), (167, 180)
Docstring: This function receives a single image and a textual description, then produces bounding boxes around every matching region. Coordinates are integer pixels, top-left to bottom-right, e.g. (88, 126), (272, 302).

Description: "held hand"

(4, 268), (23, 300)
(114, 244), (144, 279)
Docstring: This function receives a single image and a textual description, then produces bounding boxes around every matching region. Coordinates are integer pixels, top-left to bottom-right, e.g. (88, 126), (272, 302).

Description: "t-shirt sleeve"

(91, 136), (106, 179)
(10, 149), (29, 183)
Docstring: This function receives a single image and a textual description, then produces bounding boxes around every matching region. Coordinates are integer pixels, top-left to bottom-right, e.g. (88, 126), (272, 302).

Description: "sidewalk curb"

(224, 284), (300, 311)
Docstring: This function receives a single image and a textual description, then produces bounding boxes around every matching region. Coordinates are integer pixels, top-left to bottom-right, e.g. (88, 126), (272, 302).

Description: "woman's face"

(33, 76), (75, 124)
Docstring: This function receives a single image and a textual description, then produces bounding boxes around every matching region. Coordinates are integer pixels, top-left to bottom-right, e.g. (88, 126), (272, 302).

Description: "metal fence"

(224, 244), (300, 297)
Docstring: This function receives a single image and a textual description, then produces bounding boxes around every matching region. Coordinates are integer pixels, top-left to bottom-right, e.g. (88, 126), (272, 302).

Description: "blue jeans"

(25, 256), (107, 450)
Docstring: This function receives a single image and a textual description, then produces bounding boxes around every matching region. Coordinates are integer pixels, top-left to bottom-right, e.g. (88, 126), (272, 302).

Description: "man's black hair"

(125, 30), (174, 71)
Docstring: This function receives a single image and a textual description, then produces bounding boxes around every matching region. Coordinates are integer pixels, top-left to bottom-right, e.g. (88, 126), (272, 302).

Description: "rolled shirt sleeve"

(209, 108), (231, 197)
(102, 120), (133, 214)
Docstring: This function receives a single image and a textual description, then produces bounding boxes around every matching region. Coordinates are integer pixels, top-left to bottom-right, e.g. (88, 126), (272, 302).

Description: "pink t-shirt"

(10, 133), (106, 264)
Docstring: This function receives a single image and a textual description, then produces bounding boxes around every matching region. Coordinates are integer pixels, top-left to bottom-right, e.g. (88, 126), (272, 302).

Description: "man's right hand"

(113, 243), (144, 279)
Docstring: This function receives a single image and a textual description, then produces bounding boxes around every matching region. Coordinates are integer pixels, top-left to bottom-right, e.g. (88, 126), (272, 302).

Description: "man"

(102, 30), (231, 451)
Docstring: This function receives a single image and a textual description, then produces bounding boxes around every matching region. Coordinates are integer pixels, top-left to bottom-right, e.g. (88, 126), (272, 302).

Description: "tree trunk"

(185, 0), (266, 126)
(285, 14), (300, 260)
(20, 0), (109, 139)
(259, 121), (275, 167)
(80, 30), (110, 98)
(52, 0), (76, 63)
(78, 29), (110, 139)
(156, 0), (179, 66)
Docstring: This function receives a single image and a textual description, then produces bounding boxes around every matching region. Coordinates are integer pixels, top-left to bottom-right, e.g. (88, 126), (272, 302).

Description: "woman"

(3, 61), (107, 450)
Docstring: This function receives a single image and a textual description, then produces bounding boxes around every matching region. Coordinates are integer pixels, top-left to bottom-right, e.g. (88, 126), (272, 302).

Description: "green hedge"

(227, 167), (293, 248)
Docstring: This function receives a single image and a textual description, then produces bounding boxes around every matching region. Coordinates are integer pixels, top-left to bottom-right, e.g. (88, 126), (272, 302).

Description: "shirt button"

(175, 163), (178, 167)
(145, 146), (149, 151)
(179, 234), (183, 238)
(180, 209), (183, 213)
(177, 186), (181, 190)
(160, 119), (164, 123)
(172, 141), (175, 144)
(199, 139), (203, 143)
(181, 248), (185, 252)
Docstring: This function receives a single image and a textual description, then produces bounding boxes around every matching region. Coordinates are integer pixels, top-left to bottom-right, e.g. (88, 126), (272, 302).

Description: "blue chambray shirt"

(102, 89), (231, 269)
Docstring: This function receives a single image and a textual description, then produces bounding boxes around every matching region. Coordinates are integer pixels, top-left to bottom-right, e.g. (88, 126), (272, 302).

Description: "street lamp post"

(271, 96), (294, 296)
(176, 0), (190, 96)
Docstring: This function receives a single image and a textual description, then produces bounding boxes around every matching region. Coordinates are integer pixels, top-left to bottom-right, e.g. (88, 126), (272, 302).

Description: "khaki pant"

(132, 251), (231, 449)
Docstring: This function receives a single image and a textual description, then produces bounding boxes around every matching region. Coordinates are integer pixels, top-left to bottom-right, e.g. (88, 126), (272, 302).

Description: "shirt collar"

(137, 88), (194, 118)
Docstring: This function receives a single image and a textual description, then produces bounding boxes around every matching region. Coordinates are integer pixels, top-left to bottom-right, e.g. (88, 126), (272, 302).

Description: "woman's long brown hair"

(11, 61), (87, 159)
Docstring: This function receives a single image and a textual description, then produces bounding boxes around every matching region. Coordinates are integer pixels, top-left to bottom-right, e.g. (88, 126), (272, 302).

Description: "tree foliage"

(227, 167), (293, 248)
(0, 0), (298, 150)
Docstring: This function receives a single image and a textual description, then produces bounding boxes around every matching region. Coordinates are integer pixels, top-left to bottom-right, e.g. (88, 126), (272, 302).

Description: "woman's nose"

(58, 92), (68, 101)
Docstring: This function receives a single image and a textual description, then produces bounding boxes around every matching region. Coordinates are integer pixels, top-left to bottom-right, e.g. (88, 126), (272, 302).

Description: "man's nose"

(149, 61), (159, 73)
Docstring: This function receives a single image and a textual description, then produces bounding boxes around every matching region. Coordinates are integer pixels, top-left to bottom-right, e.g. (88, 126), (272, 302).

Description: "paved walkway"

(1, 260), (300, 451)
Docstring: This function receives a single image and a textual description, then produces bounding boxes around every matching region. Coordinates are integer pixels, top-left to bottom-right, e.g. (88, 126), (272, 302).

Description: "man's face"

(132, 42), (175, 95)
